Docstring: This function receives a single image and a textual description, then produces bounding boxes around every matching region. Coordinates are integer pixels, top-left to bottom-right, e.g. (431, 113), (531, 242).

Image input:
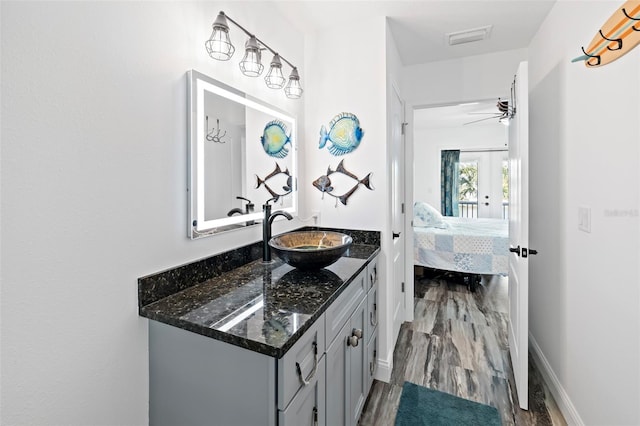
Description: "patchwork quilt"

(414, 217), (509, 275)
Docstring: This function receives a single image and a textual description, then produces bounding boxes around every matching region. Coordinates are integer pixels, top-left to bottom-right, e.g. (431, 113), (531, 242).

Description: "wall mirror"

(187, 70), (298, 239)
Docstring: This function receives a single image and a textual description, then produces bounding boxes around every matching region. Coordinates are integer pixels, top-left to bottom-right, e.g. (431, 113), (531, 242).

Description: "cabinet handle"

(347, 335), (359, 347)
(369, 304), (378, 327)
(370, 266), (377, 288)
(347, 328), (363, 347)
(370, 349), (377, 375)
(312, 406), (318, 426)
(295, 341), (318, 386)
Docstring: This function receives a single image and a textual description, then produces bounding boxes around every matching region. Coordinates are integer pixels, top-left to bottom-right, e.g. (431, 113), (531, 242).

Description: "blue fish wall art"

(312, 160), (373, 206)
(319, 112), (364, 156)
(261, 120), (291, 158)
(256, 162), (294, 202)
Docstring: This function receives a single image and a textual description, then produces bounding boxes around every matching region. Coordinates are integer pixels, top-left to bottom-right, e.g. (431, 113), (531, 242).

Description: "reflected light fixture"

(205, 11), (303, 99)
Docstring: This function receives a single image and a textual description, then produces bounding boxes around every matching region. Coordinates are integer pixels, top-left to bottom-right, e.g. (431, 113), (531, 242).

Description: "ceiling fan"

(463, 99), (510, 125)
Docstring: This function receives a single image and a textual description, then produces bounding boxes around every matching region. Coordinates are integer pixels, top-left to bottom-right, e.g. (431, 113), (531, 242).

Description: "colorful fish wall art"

(572, 1), (640, 67)
(261, 120), (291, 158)
(256, 162), (294, 203)
(319, 113), (364, 156)
(313, 160), (373, 207)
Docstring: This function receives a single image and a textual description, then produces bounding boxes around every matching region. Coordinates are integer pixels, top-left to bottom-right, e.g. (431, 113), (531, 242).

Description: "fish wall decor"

(312, 160), (373, 207)
(261, 120), (291, 158)
(572, 1), (640, 67)
(319, 112), (364, 156)
(256, 162), (294, 202)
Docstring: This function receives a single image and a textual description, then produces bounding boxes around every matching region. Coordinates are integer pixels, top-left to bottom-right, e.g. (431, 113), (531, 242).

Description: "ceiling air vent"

(447, 25), (493, 46)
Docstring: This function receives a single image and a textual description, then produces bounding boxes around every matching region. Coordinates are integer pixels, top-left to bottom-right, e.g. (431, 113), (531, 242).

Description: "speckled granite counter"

(138, 228), (380, 358)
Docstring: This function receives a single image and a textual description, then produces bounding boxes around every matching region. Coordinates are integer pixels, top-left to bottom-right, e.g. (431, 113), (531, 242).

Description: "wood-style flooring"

(359, 271), (566, 426)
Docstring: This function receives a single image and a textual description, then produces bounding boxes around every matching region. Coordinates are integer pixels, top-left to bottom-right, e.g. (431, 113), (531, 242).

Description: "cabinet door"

(348, 298), (367, 426)
(279, 356), (326, 426)
(325, 320), (348, 426)
(365, 283), (378, 345)
(325, 269), (366, 349)
(366, 331), (378, 393)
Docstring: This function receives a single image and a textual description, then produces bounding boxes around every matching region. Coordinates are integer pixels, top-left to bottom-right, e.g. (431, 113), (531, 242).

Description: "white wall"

(528, 1), (640, 424)
(413, 123), (507, 209)
(303, 18), (386, 230)
(0, 2), (304, 424)
(402, 48), (528, 107)
(303, 15), (397, 377)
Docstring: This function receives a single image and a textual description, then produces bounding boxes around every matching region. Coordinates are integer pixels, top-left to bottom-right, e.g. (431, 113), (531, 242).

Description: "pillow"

(413, 202), (447, 228)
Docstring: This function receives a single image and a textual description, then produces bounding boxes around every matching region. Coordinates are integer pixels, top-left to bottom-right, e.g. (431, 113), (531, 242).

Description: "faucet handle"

(263, 196), (278, 207)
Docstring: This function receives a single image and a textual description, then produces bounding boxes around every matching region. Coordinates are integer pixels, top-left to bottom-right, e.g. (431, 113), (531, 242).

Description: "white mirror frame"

(187, 70), (298, 238)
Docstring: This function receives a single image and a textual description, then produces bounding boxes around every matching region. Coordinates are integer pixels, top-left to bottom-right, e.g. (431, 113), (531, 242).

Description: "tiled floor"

(359, 271), (566, 426)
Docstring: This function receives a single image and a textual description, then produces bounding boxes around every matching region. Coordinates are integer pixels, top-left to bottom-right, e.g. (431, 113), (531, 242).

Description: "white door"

(508, 61), (530, 410)
(477, 151), (508, 219)
(460, 150), (508, 219)
(390, 84), (406, 340)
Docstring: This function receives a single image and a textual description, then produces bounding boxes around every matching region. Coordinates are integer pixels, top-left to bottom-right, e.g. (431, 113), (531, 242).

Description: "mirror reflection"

(188, 70), (297, 238)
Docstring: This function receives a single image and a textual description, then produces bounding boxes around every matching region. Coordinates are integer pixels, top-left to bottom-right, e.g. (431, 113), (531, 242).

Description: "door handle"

(529, 249), (538, 255)
(509, 245), (521, 256)
(393, 232), (401, 239)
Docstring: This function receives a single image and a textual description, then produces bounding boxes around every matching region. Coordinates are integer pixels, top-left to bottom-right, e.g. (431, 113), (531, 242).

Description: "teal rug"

(395, 382), (502, 426)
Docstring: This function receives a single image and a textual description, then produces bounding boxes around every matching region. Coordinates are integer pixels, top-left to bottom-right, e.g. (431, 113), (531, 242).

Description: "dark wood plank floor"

(359, 271), (566, 426)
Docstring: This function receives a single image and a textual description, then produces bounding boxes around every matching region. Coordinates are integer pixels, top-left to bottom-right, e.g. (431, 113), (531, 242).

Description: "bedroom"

(412, 99), (510, 289)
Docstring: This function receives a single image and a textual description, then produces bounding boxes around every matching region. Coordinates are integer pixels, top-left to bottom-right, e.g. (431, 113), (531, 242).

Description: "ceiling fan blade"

(463, 116), (498, 125)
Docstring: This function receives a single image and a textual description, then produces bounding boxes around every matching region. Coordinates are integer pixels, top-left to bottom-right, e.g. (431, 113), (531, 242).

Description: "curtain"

(441, 150), (460, 217)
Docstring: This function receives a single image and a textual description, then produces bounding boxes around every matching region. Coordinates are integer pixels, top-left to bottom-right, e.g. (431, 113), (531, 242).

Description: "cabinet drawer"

(365, 282), (378, 345)
(366, 331), (378, 393)
(367, 256), (379, 291)
(324, 269), (366, 350)
(279, 355), (326, 426)
(278, 315), (326, 411)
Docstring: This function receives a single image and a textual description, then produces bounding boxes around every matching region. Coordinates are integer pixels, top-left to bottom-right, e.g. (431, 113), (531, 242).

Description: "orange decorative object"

(572, 1), (640, 67)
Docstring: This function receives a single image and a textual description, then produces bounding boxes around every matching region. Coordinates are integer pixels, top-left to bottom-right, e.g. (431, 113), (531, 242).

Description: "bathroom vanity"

(138, 228), (380, 426)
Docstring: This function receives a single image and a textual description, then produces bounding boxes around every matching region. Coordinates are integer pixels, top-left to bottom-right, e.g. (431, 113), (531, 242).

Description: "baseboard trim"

(529, 332), (584, 426)
(374, 348), (393, 383)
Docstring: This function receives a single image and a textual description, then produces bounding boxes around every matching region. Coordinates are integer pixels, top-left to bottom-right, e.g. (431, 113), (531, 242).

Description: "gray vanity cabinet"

(365, 256), (379, 394)
(325, 297), (367, 426)
(324, 263), (373, 426)
(147, 253), (380, 426)
(347, 297), (368, 425)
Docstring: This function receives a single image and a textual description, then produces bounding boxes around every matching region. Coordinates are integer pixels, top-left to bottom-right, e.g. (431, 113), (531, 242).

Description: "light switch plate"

(578, 206), (591, 233)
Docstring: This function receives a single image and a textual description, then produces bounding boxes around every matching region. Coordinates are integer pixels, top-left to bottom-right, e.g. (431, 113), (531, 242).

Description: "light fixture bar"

(217, 12), (298, 74)
(206, 11), (302, 98)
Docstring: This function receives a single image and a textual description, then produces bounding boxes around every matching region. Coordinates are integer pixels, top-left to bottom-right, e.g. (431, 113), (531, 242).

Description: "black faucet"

(227, 197), (255, 225)
(263, 197), (293, 262)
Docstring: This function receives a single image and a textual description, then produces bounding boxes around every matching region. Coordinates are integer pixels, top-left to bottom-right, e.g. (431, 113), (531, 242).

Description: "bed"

(413, 202), (509, 290)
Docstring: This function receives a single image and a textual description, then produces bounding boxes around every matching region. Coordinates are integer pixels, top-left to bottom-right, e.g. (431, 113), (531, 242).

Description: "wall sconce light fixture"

(205, 11), (303, 99)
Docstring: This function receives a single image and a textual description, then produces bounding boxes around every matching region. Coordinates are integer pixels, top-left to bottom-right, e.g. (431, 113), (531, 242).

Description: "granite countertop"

(139, 240), (379, 359)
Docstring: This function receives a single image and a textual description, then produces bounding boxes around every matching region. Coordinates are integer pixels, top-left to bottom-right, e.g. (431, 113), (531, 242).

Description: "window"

(458, 160), (478, 218)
